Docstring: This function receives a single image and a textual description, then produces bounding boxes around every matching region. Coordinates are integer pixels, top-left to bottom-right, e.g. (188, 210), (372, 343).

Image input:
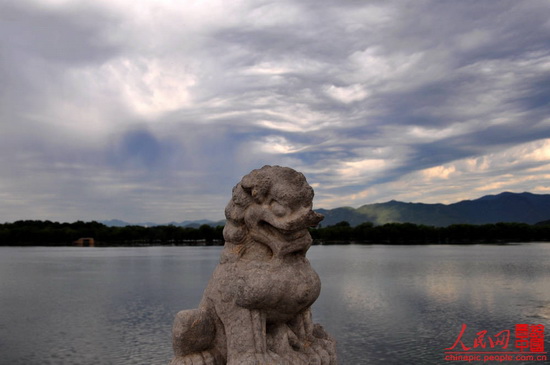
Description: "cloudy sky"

(2, 0), (550, 223)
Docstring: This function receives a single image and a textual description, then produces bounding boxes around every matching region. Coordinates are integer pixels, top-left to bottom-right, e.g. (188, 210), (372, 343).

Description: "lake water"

(0, 244), (549, 365)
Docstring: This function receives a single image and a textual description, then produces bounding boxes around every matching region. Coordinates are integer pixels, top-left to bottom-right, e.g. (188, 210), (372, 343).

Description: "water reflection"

(309, 244), (550, 364)
(0, 244), (549, 364)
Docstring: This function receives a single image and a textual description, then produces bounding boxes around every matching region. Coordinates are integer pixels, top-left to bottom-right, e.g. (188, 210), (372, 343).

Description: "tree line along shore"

(1, 220), (550, 246)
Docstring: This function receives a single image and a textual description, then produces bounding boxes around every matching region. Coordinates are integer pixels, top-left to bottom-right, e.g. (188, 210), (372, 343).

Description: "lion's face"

(223, 166), (323, 259)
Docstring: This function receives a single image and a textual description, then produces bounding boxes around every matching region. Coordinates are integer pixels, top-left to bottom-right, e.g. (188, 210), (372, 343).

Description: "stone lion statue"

(170, 165), (337, 365)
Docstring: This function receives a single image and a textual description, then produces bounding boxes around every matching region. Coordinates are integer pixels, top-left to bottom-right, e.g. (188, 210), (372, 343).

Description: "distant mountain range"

(317, 192), (550, 227)
(100, 219), (226, 228)
(101, 192), (550, 228)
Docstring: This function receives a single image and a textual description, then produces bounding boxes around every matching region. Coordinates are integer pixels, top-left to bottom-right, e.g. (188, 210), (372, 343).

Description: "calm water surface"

(0, 244), (549, 364)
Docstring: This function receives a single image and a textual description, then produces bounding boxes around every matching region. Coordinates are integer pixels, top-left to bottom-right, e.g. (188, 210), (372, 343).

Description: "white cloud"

(315, 138), (550, 209)
(323, 84), (370, 104)
(338, 159), (388, 177)
(346, 47), (429, 91)
(421, 165), (457, 180)
(405, 125), (464, 143)
(254, 105), (333, 132)
(91, 57), (197, 118)
(244, 1), (305, 29)
(253, 135), (307, 154)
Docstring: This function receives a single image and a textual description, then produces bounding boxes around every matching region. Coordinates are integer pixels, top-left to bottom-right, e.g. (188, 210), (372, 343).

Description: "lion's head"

(222, 165), (323, 262)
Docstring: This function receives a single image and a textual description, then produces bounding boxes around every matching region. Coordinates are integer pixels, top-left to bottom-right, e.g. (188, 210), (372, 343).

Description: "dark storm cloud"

(517, 74), (550, 112)
(110, 129), (176, 171)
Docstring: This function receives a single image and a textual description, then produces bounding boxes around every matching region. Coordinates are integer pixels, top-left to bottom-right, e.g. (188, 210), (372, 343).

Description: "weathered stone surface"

(170, 165), (337, 365)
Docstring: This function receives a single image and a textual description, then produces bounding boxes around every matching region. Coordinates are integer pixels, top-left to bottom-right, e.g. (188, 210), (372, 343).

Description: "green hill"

(316, 192), (550, 227)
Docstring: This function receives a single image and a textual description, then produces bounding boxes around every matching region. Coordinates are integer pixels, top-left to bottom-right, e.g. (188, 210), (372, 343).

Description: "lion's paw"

(170, 349), (224, 365)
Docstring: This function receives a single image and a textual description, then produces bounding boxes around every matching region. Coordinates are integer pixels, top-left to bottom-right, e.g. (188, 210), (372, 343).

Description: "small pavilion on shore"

(74, 238), (95, 247)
